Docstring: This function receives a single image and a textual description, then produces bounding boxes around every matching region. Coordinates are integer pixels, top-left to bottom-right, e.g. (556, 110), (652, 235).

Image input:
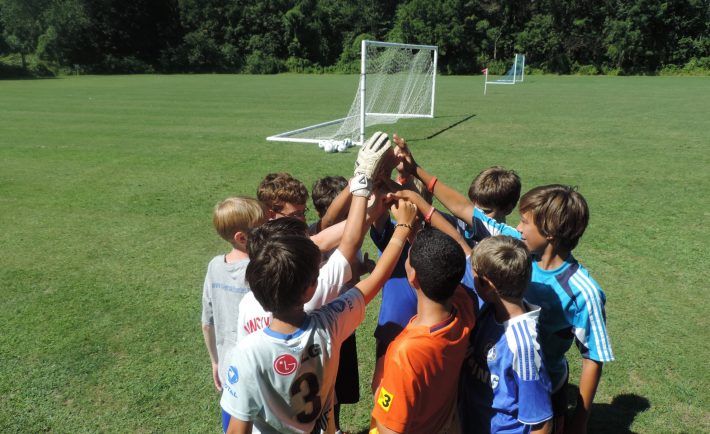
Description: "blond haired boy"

(201, 197), (266, 426)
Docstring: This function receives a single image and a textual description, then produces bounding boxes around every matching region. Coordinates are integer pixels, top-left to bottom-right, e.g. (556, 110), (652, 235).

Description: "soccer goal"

(483, 53), (525, 95)
(266, 40), (438, 149)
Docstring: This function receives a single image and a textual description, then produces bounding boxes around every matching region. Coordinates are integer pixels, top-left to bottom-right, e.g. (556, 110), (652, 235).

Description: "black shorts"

(551, 372), (570, 417)
(335, 333), (360, 404)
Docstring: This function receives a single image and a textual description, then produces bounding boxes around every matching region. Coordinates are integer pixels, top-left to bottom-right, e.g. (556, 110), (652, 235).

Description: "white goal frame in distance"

(484, 53), (525, 95)
(266, 40), (438, 146)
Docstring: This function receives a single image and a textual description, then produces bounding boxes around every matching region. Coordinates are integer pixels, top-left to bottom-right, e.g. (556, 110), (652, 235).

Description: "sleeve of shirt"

(371, 346), (417, 433)
(517, 373), (553, 425)
(319, 287), (366, 344)
(303, 249), (353, 312)
(470, 207), (521, 241)
(201, 265), (214, 326)
(220, 346), (259, 422)
(236, 296), (249, 342)
(571, 273), (614, 362)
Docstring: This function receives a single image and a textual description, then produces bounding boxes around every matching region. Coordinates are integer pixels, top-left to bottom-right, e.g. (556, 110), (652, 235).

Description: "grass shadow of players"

(407, 114), (476, 142)
(568, 384), (651, 433)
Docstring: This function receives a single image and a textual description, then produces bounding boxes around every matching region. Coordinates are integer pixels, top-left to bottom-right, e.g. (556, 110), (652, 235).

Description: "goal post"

(484, 54), (525, 94)
(267, 40), (438, 147)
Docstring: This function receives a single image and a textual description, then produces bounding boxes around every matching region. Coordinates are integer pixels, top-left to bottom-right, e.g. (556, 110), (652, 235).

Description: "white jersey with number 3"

(220, 288), (365, 434)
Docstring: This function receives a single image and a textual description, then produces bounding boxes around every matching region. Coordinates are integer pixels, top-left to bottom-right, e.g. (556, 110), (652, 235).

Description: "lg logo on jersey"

(274, 354), (299, 375)
(301, 344), (322, 363)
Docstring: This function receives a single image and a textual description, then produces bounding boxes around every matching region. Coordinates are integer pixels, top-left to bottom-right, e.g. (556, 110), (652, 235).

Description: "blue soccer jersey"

(370, 219), (417, 346)
(460, 303), (553, 433)
(469, 208), (614, 389)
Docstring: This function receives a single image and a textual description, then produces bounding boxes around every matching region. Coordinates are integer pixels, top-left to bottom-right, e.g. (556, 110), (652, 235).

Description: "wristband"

(424, 206), (436, 224)
(395, 223), (413, 230)
(427, 176), (438, 193)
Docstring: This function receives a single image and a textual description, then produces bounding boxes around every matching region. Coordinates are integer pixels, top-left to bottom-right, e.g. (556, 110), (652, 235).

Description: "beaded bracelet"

(395, 223), (413, 230)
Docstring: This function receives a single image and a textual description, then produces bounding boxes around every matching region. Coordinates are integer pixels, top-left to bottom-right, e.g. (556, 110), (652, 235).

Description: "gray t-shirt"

(201, 255), (250, 386)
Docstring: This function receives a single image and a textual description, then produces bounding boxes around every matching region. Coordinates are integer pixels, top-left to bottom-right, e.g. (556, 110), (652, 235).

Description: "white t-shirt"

(221, 288), (366, 434)
(236, 248), (352, 342)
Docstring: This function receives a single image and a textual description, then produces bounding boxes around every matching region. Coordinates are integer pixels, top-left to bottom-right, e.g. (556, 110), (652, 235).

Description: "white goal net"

(267, 40), (438, 147)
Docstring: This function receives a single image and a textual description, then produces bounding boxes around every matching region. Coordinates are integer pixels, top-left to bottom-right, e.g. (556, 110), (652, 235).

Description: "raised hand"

(390, 198), (418, 227)
(352, 131), (392, 197)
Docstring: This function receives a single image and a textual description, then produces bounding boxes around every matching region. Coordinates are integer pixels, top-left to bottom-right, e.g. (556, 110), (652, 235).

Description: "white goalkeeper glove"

(351, 131), (391, 197)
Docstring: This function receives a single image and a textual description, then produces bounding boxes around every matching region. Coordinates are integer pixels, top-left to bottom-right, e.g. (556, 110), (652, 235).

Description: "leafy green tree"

(389, 0), (478, 73)
(0, 0), (50, 69)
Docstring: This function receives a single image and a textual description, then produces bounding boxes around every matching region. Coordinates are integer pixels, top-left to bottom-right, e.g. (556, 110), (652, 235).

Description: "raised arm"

(318, 180), (353, 231)
(393, 134), (474, 225)
(356, 199), (417, 304)
(389, 189), (472, 256)
(309, 219), (346, 252)
(337, 193), (368, 266)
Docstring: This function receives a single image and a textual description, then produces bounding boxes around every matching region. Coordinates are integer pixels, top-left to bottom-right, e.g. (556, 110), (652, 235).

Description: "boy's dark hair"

(311, 176), (348, 218)
(468, 166), (521, 214)
(246, 232), (320, 314)
(518, 184), (589, 251)
(409, 228), (466, 302)
(246, 217), (309, 258)
(257, 172), (309, 211)
(471, 236), (531, 299)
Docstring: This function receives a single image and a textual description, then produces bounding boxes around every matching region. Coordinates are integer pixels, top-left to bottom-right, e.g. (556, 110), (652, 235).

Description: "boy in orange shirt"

(372, 228), (476, 434)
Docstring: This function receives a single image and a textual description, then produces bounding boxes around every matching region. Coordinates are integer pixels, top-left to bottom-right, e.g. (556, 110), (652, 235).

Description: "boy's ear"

(475, 274), (497, 293)
(233, 231), (248, 245)
(406, 265), (418, 289)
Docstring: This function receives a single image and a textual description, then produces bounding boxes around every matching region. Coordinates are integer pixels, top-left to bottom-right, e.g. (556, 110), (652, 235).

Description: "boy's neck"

(536, 244), (570, 270)
(270, 309), (307, 334)
(413, 293), (453, 327)
(225, 247), (248, 263)
(492, 296), (527, 323)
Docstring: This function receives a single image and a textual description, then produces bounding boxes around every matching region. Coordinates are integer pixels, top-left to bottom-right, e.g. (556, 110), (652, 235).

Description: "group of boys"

(201, 132), (613, 434)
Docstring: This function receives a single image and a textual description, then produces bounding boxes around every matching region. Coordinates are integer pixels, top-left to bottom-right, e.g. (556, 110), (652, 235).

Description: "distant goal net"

(484, 53), (525, 95)
(267, 40), (438, 148)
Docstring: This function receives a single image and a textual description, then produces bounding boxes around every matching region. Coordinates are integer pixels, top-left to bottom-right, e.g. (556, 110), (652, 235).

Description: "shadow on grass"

(407, 113), (477, 142)
(568, 384), (651, 433)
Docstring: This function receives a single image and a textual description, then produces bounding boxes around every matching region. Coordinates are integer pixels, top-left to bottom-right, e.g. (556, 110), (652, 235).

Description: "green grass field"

(1, 73), (708, 433)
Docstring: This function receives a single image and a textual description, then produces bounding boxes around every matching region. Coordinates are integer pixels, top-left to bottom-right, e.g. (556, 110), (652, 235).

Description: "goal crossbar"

(266, 40), (438, 146)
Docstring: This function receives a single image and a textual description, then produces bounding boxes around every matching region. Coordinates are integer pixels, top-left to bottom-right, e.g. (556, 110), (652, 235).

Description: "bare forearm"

(339, 195), (368, 264)
(310, 220), (345, 252)
(320, 184), (352, 230)
(357, 226), (410, 304)
(429, 208), (472, 256)
(414, 165), (473, 224)
(569, 359), (603, 433)
(201, 324), (218, 363)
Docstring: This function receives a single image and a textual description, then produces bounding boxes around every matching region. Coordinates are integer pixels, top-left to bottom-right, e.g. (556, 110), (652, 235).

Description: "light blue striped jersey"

(460, 302), (553, 433)
(469, 208), (614, 389)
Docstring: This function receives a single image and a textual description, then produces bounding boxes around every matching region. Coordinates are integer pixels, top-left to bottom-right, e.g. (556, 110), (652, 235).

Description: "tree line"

(1, 0), (708, 77)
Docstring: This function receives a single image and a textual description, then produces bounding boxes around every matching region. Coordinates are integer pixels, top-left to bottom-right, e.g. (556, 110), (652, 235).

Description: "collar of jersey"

(263, 317), (310, 341)
(430, 307), (458, 333)
(532, 253), (576, 276)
